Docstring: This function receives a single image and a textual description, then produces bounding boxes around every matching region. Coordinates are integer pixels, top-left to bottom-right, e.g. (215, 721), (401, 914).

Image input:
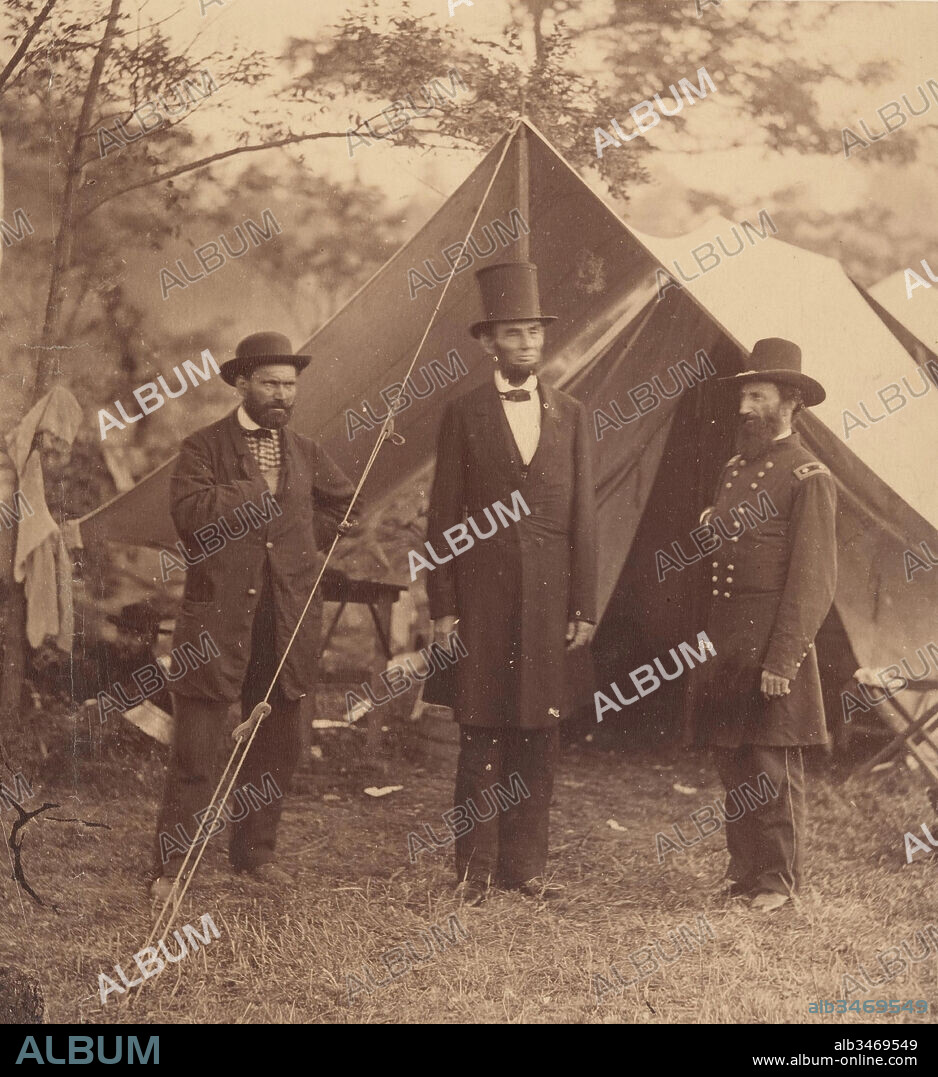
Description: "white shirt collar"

(773, 428), (793, 441)
(494, 368), (538, 394)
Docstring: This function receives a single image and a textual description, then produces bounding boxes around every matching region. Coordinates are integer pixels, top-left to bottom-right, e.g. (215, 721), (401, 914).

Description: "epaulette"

(793, 461), (831, 481)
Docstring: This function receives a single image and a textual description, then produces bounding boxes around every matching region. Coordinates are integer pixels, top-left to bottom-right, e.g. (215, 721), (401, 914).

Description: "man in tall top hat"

(688, 337), (837, 912)
(149, 332), (356, 900)
(425, 262), (598, 906)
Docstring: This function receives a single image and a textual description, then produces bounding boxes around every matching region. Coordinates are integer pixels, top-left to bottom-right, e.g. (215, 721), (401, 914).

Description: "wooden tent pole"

(516, 122), (530, 261)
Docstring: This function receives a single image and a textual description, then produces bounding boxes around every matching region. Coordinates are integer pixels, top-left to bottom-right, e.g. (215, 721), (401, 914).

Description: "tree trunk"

(35, 0), (123, 399)
(0, 0), (123, 748)
(529, 0), (548, 66)
(0, 575), (28, 766)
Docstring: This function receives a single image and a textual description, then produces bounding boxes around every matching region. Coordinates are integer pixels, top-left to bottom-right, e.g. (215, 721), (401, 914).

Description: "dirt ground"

(1, 705), (937, 1026)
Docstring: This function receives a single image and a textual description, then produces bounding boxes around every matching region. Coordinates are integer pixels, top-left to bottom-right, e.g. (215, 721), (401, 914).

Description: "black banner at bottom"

(0, 1022), (934, 1065)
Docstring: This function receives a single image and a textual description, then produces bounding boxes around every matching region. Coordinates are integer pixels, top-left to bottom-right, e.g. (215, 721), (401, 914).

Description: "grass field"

(2, 716), (937, 1026)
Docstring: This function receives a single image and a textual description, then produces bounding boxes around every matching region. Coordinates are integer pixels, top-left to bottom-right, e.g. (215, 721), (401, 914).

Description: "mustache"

(738, 414), (772, 435)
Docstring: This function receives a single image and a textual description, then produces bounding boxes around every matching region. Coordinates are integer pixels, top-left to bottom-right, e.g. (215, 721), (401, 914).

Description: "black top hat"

(470, 262), (557, 339)
(720, 337), (826, 407)
(220, 332), (312, 386)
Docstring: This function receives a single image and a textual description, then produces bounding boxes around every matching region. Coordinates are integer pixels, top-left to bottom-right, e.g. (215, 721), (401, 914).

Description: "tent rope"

(128, 119), (525, 1001)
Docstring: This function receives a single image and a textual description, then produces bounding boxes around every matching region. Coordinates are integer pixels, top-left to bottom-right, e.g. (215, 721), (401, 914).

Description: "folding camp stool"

(846, 669), (938, 807)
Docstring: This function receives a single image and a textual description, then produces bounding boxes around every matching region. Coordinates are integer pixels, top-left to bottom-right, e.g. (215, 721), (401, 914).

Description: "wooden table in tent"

(318, 569), (409, 755)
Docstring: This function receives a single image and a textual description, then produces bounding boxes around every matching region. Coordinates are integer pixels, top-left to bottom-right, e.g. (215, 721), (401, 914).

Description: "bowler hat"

(220, 332), (311, 386)
(107, 601), (164, 636)
(470, 262), (557, 339)
(721, 337), (826, 407)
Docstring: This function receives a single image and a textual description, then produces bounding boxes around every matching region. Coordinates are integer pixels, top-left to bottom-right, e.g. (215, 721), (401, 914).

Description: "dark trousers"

(711, 744), (806, 896)
(153, 585), (303, 877)
(453, 727), (557, 887)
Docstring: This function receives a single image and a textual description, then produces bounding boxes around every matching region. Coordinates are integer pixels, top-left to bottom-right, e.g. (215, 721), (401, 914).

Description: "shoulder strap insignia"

(793, 461), (831, 481)
(723, 454), (741, 469)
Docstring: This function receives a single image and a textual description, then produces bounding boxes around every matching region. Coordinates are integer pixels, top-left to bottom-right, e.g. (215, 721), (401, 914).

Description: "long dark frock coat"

(686, 432), (837, 748)
(168, 409), (355, 702)
(425, 379), (597, 729)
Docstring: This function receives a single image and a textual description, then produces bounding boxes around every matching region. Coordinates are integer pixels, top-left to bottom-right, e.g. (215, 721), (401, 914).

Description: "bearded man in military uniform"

(689, 337), (837, 912)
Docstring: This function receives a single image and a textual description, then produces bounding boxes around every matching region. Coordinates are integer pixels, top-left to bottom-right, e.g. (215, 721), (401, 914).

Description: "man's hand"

(761, 669), (791, 701)
(566, 620), (595, 650)
(433, 615), (459, 646)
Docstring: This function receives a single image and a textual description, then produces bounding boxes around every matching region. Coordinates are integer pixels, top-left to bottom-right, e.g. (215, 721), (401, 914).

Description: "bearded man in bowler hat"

(150, 332), (355, 900)
(425, 262), (598, 906)
(688, 337), (837, 912)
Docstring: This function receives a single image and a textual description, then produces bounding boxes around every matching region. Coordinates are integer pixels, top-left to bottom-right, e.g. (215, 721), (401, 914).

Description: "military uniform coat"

(169, 409), (355, 702)
(426, 380), (597, 730)
(688, 432), (837, 748)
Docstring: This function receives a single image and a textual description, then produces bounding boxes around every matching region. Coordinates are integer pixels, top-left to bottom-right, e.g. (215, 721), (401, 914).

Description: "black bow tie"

(499, 389), (532, 402)
(244, 427), (275, 439)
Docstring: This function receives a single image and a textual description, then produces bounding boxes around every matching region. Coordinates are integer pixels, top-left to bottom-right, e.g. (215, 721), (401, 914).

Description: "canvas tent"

(78, 120), (938, 747)
(869, 268), (938, 355)
(864, 268), (938, 382)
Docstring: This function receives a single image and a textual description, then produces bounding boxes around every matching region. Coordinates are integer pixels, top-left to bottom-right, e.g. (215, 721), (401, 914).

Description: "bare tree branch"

(77, 128), (352, 219)
(0, 0), (59, 96)
(5, 796), (111, 910)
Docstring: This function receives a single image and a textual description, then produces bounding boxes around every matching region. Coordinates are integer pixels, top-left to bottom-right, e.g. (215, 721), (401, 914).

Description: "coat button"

(712, 589), (719, 596)
(266, 541), (274, 549)
(730, 536), (739, 543)
(711, 576), (718, 582)
(738, 459), (747, 466)
(575, 610), (582, 617)
(711, 561), (718, 568)
(757, 471), (765, 478)
(750, 482), (758, 489)
(247, 588), (257, 596)
(732, 470), (739, 477)
(727, 564), (734, 570)
(725, 482), (732, 488)
(723, 591), (730, 598)
(726, 577), (733, 583)
(766, 461), (774, 468)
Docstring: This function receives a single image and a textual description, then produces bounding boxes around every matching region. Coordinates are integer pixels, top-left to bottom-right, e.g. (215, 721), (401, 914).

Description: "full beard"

(735, 414), (778, 458)
(247, 402), (294, 428)
(503, 369), (531, 387)
(501, 357), (542, 386)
